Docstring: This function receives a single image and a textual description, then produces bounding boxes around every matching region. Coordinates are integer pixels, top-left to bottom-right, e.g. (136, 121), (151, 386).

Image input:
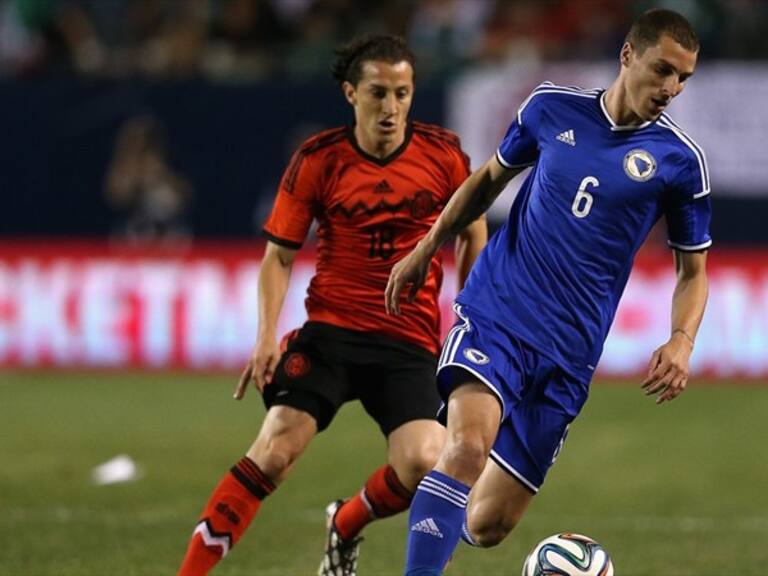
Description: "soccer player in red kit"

(177, 35), (487, 576)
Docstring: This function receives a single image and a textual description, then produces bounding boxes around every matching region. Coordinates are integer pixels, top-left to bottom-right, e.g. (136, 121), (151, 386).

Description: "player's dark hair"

(331, 34), (416, 87)
(625, 8), (699, 55)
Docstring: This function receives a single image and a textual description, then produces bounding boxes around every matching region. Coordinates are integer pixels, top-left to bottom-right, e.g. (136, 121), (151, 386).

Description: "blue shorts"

(436, 304), (590, 493)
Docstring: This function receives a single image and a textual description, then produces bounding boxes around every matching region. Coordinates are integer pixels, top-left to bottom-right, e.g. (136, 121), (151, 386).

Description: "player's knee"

(440, 435), (488, 482)
(249, 434), (305, 479)
(397, 442), (442, 487)
(261, 447), (293, 477)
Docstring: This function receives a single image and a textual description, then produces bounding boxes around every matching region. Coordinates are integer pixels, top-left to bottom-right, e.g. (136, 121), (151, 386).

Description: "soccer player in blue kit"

(385, 9), (710, 575)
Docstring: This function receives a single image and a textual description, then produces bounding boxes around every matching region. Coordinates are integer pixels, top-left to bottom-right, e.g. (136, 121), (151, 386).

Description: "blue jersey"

(457, 82), (712, 381)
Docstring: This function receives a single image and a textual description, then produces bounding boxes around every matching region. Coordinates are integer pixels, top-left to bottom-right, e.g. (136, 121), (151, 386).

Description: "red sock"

(334, 464), (413, 541)
(178, 457), (275, 576)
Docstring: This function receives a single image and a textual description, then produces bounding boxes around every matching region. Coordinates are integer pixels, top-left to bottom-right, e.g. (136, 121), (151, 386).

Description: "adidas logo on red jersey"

(373, 179), (394, 194)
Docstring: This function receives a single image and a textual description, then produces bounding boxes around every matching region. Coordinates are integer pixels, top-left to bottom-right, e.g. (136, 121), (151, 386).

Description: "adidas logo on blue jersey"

(556, 129), (576, 146)
(411, 518), (444, 538)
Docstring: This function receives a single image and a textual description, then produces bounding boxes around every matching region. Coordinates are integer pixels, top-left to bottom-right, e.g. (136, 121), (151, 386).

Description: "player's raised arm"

(385, 156), (521, 315)
(235, 241), (298, 399)
(641, 249), (708, 404)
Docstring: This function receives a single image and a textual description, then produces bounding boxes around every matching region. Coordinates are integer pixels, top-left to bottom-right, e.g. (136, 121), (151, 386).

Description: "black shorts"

(263, 322), (440, 435)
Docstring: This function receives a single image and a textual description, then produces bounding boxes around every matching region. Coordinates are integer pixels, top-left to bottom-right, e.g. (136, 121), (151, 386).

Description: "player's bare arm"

(454, 215), (487, 290)
(642, 249), (708, 404)
(385, 156), (522, 315)
(235, 241), (298, 399)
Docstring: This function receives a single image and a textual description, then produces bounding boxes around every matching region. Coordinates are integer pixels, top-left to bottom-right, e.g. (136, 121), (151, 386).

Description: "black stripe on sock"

(238, 458), (276, 494)
(384, 466), (413, 500)
(230, 466), (271, 500)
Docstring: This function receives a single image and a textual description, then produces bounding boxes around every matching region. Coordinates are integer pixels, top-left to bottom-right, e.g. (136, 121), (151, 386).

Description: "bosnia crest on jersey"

(623, 149), (657, 182)
(463, 348), (490, 365)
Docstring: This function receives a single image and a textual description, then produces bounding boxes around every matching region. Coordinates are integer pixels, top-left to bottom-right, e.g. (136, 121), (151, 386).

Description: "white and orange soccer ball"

(521, 533), (614, 576)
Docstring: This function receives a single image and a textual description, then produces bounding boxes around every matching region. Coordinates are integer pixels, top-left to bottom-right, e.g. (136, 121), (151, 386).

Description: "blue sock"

(404, 470), (470, 575)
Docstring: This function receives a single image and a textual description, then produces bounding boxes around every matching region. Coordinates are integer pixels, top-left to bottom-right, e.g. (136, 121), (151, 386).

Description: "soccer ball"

(521, 533), (613, 576)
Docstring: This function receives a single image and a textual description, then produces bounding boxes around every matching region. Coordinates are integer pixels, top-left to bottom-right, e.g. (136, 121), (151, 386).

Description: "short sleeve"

(495, 90), (542, 169)
(665, 151), (713, 251)
(262, 150), (320, 248)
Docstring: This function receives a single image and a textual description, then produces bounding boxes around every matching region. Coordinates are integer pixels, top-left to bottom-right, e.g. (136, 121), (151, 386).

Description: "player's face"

(344, 60), (414, 153)
(622, 34), (697, 122)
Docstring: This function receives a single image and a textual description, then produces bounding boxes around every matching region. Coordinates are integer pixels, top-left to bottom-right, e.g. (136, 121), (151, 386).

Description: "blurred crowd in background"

(1, 0), (767, 82)
(2, 0), (766, 245)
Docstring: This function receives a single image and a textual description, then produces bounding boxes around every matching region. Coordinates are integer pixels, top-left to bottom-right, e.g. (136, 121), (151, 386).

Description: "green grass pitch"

(2, 371), (767, 575)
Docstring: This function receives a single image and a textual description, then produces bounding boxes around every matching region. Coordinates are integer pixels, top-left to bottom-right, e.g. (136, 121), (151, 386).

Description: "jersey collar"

(599, 91), (653, 132)
(346, 122), (413, 166)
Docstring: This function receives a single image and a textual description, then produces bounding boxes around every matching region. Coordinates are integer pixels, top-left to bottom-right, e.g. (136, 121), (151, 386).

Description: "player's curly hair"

(626, 8), (699, 55)
(331, 34), (416, 87)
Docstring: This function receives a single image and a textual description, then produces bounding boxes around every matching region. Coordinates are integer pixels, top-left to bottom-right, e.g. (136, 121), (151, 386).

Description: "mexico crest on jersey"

(623, 149), (656, 182)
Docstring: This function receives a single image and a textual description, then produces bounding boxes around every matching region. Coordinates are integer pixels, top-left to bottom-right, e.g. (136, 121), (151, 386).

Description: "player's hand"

(385, 243), (432, 316)
(234, 338), (280, 400)
(640, 332), (693, 404)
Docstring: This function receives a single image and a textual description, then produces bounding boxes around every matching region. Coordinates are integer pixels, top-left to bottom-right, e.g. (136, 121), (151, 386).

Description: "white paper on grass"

(91, 454), (140, 485)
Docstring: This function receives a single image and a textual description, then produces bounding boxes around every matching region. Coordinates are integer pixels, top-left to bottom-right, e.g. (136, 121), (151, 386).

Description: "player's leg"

(404, 380), (501, 575)
(246, 404), (317, 481)
(318, 421), (444, 576)
(320, 342), (442, 576)
(404, 303), (521, 574)
(180, 325), (346, 576)
(462, 348), (591, 550)
(388, 419), (445, 489)
(332, 344), (444, 537)
(462, 459), (534, 547)
(177, 405), (317, 576)
(329, 420), (444, 540)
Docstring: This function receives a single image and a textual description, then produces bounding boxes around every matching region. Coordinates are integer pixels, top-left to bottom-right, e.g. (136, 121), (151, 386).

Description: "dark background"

(1, 0), (766, 242)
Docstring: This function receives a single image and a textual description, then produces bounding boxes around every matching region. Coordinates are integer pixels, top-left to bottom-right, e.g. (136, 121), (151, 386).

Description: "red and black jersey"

(263, 122), (471, 355)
